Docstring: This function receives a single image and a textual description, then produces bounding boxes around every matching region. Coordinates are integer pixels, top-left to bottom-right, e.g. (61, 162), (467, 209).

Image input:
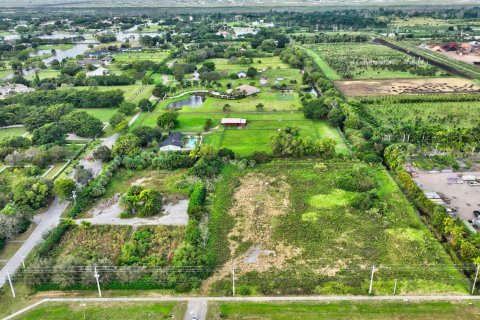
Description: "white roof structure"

(221, 118), (247, 125)
(86, 67), (108, 77)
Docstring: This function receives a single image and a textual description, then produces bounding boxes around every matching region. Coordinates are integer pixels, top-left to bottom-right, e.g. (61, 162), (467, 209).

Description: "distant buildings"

(0, 84), (34, 100)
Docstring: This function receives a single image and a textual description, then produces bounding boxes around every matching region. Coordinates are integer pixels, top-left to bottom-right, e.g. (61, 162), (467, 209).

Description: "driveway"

(0, 121), (133, 288)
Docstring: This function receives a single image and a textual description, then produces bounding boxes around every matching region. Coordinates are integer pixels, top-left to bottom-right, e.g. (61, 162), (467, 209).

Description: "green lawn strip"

(37, 44), (74, 50)
(77, 108), (118, 122)
(312, 121), (351, 154)
(25, 70), (61, 80)
(303, 47), (341, 80)
(43, 162), (68, 180)
(0, 69), (13, 78)
(0, 126), (27, 139)
(16, 301), (178, 320)
(0, 241), (23, 260)
(112, 51), (170, 63)
(210, 301), (480, 320)
(202, 56), (291, 72)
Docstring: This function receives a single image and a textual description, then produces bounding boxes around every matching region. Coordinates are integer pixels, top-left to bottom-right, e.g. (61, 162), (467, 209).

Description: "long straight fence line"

(2, 262), (480, 299)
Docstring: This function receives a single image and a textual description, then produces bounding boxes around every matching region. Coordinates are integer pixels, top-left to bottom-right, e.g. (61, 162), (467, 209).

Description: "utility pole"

(472, 264), (480, 294)
(232, 260), (236, 297)
(368, 265), (375, 295)
(94, 266), (102, 298)
(7, 270), (15, 298)
(393, 279), (397, 295)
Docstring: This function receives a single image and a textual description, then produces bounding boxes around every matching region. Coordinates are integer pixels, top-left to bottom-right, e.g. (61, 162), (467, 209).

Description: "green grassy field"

(37, 44), (74, 50)
(207, 301), (480, 320)
(203, 56), (291, 72)
(0, 126), (27, 139)
(61, 85), (154, 104)
(365, 101), (480, 129)
(17, 301), (183, 320)
(303, 47), (341, 80)
(25, 70), (61, 80)
(207, 160), (466, 295)
(77, 108), (118, 122)
(112, 51), (170, 63)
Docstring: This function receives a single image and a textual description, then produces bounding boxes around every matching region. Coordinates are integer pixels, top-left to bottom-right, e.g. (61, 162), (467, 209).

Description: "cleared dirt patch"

(335, 78), (480, 96)
(202, 173), (302, 293)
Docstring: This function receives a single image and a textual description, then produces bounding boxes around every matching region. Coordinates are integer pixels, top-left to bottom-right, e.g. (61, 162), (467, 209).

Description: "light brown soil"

(201, 173), (302, 293)
(335, 78), (480, 96)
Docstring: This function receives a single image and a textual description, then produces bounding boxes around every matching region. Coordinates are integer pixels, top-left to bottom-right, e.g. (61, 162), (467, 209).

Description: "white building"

(0, 84), (34, 100)
(86, 67), (109, 77)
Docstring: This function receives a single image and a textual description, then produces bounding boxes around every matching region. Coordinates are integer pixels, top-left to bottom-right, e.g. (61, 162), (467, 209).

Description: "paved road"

(0, 198), (69, 287)
(0, 111), (144, 288)
(184, 299), (207, 320)
(4, 295), (480, 320)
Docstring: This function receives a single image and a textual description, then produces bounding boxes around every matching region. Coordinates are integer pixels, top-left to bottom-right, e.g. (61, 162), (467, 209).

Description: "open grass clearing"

(207, 300), (480, 320)
(25, 70), (61, 80)
(0, 126), (27, 139)
(335, 78), (480, 96)
(43, 162), (68, 180)
(202, 56), (290, 73)
(16, 301), (183, 320)
(0, 241), (23, 260)
(77, 108), (118, 122)
(59, 85), (153, 103)
(206, 160), (465, 295)
(112, 51), (170, 63)
(37, 44), (75, 50)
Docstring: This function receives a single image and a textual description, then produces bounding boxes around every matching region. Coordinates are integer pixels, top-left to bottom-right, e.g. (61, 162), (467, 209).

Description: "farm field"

(206, 160), (466, 295)
(0, 126), (27, 138)
(309, 42), (444, 79)
(364, 101), (480, 129)
(207, 301), (480, 320)
(335, 78), (480, 96)
(17, 301), (184, 320)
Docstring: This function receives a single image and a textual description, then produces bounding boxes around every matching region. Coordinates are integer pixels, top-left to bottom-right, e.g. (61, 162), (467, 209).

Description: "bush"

(248, 151), (271, 164)
(37, 220), (74, 257)
(218, 148), (235, 160)
(337, 166), (377, 192)
(188, 182), (206, 217)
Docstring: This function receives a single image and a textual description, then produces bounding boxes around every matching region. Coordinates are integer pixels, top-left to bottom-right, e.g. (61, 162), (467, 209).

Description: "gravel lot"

(414, 171), (480, 220)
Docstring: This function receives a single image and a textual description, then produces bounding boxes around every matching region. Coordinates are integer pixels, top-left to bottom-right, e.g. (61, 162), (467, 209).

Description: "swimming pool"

(184, 137), (199, 149)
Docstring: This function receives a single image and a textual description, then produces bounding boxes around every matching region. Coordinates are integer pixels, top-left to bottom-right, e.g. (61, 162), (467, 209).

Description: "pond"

(167, 95), (205, 110)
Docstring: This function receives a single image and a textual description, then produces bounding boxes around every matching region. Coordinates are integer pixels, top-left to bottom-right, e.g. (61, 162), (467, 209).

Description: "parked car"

(469, 181), (480, 186)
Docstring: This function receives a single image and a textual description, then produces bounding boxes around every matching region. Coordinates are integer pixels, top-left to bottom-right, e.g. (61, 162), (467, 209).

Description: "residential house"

(236, 84), (260, 96)
(0, 84), (34, 100)
(260, 77), (268, 86)
(160, 132), (184, 151)
(77, 59), (102, 67)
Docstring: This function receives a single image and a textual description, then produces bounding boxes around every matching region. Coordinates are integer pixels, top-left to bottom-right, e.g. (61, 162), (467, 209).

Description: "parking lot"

(414, 171), (480, 220)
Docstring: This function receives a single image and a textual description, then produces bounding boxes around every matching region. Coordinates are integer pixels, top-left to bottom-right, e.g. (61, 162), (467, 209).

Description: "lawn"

(303, 47), (341, 80)
(112, 51), (170, 63)
(364, 101), (480, 129)
(61, 85), (154, 104)
(0, 126), (27, 139)
(43, 162), (68, 180)
(207, 301), (480, 320)
(78, 108), (119, 122)
(206, 160), (466, 295)
(25, 70), (61, 80)
(203, 56), (291, 73)
(37, 44), (74, 50)
(17, 301), (182, 320)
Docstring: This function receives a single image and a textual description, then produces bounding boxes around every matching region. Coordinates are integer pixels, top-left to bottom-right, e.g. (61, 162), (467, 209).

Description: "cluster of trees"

(120, 185), (163, 217)
(292, 33), (368, 44)
(95, 33), (117, 43)
(1, 88), (125, 109)
(272, 126), (337, 159)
